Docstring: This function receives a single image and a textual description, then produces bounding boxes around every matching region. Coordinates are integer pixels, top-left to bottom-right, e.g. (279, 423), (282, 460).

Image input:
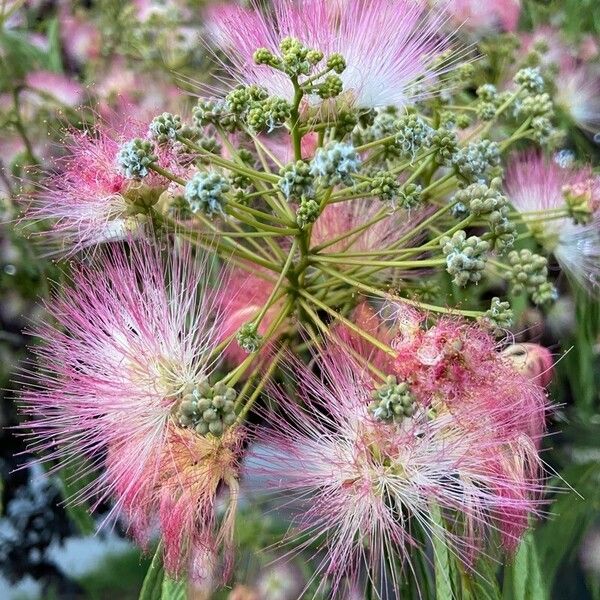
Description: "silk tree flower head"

(19, 241), (243, 580)
(209, 0), (459, 111)
(250, 344), (546, 596)
(506, 152), (600, 294)
(389, 303), (548, 443)
(26, 119), (179, 254)
(438, 0), (521, 34)
(554, 59), (600, 135)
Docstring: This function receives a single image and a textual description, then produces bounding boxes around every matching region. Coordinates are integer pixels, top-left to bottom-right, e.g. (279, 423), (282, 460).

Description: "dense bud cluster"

(296, 197), (321, 228)
(441, 231), (489, 286)
(370, 171), (400, 203)
(279, 160), (315, 200)
(148, 113), (182, 144)
(116, 138), (157, 179)
(368, 376), (416, 423)
(310, 142), (361, 186)
(184, 172), (230, 217)
(236, 322), (263, 353)
(176, 380), (237, 437)
(514, 67), (545, 93)
(507, 249), (557, 305)
(453, 140), (501, 183)
(482, 297), (514, 335)
(394, 114), (434, 159)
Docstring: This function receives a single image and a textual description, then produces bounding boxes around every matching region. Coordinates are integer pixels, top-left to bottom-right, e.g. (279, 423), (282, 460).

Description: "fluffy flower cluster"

(251, 322), (547, 596)
(20, 242), (242, 580)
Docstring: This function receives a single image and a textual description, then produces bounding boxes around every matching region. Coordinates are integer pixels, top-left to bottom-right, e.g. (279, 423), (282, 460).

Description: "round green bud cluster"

(247, 96), (292, 132)
(231, 148), (256, 191)
(531, 116), (556, 146)
(327, 53), (346, 73)
(225, 84), (269, 115)
(296, 197), (320, 229)
(441, 230), (489, 287)
(452, 178), (515, 251)
(516, 93), (553, 119)
(254, 37), (325, 77)
(236, 322), (263, 353)
(148, 112), (182, 144)
(431, 127), (459, 166)
(506, 249), (558, 305)
(398, 183), (423, 209)
(453, 140), (500, 183)
(310, 142), (361, 187)
(279, 160), (315, 200)
(193, 98), (226, 128)
(317, 74), (344, 99)
(184, 171), (230, 218)
(477, 84), (498, 103)
(477, 102), (497, 121)
(368, 376), (416, 423)
(116, 138), (157, 179)
(370, 171), (400, 203)
(253, 47), (279, 67)
(394, 114), (434, 159)
(481, 297), (514, 336)
(514, 67), (545, 93)
(176, 380), (237, 437)
(333, 110), (359, 138)
(456, 63), (475, 84)
(453, 178), (504, 216)
(456, 113), (473, 129)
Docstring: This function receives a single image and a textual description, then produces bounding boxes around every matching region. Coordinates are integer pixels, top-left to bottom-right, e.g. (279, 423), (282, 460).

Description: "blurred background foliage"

(1, 0), (600, 598)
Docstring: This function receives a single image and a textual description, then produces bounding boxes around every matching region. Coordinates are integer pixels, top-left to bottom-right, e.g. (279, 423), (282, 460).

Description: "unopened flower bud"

(184, 172), (230, 218)
(116, 138), (157, 179)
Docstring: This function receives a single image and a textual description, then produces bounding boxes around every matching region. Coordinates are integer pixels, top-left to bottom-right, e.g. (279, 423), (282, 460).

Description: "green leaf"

(161, 576), (187, 600)
(504, 531), (547, 600)
(462, 558), (502, 600)
(139, 544), (164, 600)
(430, 504), (453, 600)
(46, 17), (64, 73)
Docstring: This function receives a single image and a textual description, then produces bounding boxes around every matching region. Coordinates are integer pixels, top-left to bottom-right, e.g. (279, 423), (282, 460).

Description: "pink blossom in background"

(24, 70), (85, 107)
(506, 152), (600, 293)
(442, 0), (521, 34)
(554, 59), (600, 134)
(20, 241), (240, 580)
(250, 343), (546, 596)
(208, 0), (459, 110)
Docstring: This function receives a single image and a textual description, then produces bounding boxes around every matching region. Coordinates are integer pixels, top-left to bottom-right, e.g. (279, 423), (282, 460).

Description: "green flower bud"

(441, 230), (489, 287)
(368, 376), (416, 423)
(370, 171), (400, 203)
(327, 53), (347, 74)
(237, 322), (263, 353)
(317, 74), (344, 99)
(148, 112), (182, 144)
(184, 171), (230, 218)
(279, 160), (315, 200)
(296, 197), (320, 229)
(506, 249), (557, 305)
(116, 138), (157, 179)
(481, 297), (513, 336)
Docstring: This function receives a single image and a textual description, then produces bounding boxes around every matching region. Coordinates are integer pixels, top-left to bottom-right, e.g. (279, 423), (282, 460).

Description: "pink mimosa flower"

(24, 71), (85, 107)
(554, 60), (600, 135)
(26, 119), (179, 254)
(501, 343), (554, 388)
(208, 0), (458, 110)
(250, 344), (546, 596)
(506, 152), (600, 293)
(441, 0), (521, 34)
(19, 241), (242, 580)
